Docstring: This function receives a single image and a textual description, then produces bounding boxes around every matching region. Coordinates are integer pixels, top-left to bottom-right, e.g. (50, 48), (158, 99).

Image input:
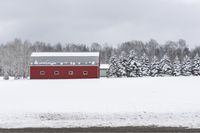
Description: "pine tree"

(108, 56), (119, 77)
(108, 55), (126, 77)
(140, 53), (150, 76)
(119, 54), (128, 77)
(159, 55), (173, 76)
(181, 55), (192, 76)
(191, 54), (200, 76)
(172, 56), (181, 76)
(149, 56), (161, 77)
(126, 50), (142, 77)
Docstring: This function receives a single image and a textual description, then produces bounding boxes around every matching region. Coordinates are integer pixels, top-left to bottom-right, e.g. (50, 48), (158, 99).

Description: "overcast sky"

(0, 0), (200, 47)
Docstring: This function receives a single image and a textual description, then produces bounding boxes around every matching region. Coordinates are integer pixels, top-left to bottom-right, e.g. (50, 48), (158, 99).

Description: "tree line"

(108, 51), (200, 77)
(0, 38), (200, 79)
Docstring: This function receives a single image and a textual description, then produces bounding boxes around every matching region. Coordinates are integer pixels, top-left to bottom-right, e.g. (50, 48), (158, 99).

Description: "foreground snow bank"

(1, 112), (200, 128)
(0, 77), (200, 128)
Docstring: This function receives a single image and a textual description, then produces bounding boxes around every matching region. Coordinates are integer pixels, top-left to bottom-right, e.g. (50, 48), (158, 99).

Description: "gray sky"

(0, 0), (200, 47)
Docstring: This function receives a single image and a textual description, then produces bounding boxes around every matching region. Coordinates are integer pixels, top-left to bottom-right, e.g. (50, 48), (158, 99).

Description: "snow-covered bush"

(3, 72), (9, 80)
(14, 72), (22, 80)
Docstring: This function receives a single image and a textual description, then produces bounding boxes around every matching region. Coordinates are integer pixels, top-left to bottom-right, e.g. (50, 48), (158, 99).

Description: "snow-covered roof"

(100, 64), (109, 69)
(31, 52), (99, 57)
(30, 52), (100, 66)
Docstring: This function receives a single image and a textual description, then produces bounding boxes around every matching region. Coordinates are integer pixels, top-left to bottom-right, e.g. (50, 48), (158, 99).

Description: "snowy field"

(0, 77), (200, 128)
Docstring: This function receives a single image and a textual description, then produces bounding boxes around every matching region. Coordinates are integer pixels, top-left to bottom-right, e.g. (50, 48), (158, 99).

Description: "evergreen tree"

(181, 55), (192, 76)
(140, 53), (150, 76)
(149, 56), (161, 77)
(108, 56), (119, 77)
(108, 55), (126, 77)
(191, 54), (200, 76)
(119, 54), (128, 77)
(172, 56), (181, 76)
(126, 50), (142, 77)
(159, 55), (173, 76)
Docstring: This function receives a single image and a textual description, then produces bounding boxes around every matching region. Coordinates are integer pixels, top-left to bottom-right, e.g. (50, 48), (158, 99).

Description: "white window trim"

(40, 71), (45, 75)
(54, 71), (60, 75)
(68, 71), (74, 75)
(83, 71), (88, 76)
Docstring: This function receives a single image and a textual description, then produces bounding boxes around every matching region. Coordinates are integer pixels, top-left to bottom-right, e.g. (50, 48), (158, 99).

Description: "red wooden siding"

(30, 66), (100, 79)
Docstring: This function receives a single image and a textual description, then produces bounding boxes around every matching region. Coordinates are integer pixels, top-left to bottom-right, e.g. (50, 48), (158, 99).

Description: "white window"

(54, 71), (60, 75)
(40, 71), (45, 75)
(83, 71), (88, 76)
(68, 71), (74, 75)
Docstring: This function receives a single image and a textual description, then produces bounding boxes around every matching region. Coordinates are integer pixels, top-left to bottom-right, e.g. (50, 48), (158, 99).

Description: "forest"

(0, 38), (200, 79)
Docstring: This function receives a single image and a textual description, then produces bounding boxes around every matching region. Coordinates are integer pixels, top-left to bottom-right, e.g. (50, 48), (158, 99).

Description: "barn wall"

(30, 66), (100, 79)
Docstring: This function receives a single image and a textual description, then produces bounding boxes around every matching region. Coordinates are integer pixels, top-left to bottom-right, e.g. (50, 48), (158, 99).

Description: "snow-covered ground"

(0, 77), (200, 128)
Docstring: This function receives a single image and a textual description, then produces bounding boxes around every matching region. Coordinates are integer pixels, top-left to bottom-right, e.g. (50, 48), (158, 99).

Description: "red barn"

(30, 52), (100, 79)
